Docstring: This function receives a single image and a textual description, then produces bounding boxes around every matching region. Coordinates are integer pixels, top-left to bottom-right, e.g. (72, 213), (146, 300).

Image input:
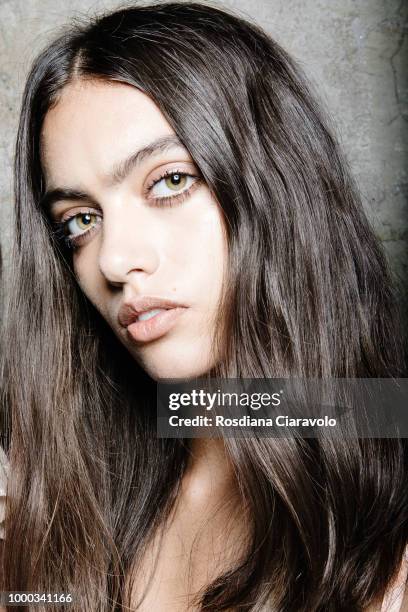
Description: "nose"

(98, 204), (160, 287)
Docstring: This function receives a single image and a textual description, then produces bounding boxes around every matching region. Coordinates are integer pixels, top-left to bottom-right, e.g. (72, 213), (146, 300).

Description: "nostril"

(107, 279), (123, 290)
(98, 239), (160, 286)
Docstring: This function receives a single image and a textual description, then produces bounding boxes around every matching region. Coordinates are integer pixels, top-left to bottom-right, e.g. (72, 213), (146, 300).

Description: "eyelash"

(52, 213), (101, 250)
(52, 169), (201, 250)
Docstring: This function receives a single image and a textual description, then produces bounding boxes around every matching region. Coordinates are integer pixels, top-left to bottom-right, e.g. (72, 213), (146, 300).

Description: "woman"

(0, 2), (407, 610)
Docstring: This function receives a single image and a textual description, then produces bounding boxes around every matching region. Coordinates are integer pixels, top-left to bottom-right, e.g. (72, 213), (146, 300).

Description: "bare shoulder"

(0, 548), (5, 612)
(363, 548), (408, 612)
(0, 540), (5, 612)
(400, 582), (408, 612)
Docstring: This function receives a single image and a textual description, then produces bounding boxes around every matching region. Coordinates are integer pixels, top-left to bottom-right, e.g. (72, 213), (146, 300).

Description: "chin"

(141, 359), (212, 382)
(134, 340), (214, 382)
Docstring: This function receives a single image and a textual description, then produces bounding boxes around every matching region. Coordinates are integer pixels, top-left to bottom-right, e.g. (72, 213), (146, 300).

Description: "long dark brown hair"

(1, 2), (406, 610)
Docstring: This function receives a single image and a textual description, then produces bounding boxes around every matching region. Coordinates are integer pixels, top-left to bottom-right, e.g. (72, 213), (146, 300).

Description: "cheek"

(72, 240), (106, 311)
(172, 196), (228, 290)
(197, 208), (228, 303)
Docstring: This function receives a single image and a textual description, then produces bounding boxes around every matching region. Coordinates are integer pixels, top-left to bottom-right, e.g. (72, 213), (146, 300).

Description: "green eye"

(164, 173), (187, 191)
(151, 172), (195, 198)
(67, 213), (99, 236)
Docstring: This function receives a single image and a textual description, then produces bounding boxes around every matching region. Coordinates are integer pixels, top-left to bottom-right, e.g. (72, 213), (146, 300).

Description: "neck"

(181, 438), (238, 506)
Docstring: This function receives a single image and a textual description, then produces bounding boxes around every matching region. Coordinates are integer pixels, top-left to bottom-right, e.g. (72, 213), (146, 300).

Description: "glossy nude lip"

(126, 307), (186, 343)
(118, 297), (188, 343)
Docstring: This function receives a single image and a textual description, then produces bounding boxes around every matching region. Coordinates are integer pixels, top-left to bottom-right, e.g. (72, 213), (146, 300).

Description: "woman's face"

(41, 79), (227, 380)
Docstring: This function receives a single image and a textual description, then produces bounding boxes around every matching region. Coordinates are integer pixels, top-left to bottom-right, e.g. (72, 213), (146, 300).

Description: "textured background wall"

(0, 0), (407, 328)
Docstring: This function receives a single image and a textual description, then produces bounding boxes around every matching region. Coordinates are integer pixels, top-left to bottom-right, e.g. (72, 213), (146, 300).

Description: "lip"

(118, 296), (187, 343)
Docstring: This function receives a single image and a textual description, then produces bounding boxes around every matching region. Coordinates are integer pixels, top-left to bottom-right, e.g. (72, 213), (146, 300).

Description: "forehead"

(41, 79), (175, 188)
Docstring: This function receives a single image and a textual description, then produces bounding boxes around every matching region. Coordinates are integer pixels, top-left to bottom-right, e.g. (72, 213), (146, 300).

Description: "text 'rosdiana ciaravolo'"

(166, 390), (337, 429)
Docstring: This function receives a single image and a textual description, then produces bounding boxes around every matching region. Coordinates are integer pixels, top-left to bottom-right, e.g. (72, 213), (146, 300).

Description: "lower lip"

(126, 307), (186, 343)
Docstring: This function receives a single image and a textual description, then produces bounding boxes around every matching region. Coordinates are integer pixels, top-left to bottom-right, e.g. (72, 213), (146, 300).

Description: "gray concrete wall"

(1, 0), (407, 327)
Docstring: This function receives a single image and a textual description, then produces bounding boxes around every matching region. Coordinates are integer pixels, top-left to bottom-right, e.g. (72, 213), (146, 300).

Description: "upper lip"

(118, 296), (187, 328)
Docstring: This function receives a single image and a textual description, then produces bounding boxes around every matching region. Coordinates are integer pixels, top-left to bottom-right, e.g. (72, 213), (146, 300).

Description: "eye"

(66, 212), (101, 236)
(149, 172), (195, 198)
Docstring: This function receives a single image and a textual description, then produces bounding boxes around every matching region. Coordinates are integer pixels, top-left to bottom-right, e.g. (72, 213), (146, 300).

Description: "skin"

(12, 78), (402, 612)
(41, 78), (228, 381)
(41, 79), (244, 609)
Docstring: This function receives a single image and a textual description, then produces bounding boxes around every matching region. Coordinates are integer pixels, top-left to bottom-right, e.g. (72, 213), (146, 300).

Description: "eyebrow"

(41, 134), (187, 211)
